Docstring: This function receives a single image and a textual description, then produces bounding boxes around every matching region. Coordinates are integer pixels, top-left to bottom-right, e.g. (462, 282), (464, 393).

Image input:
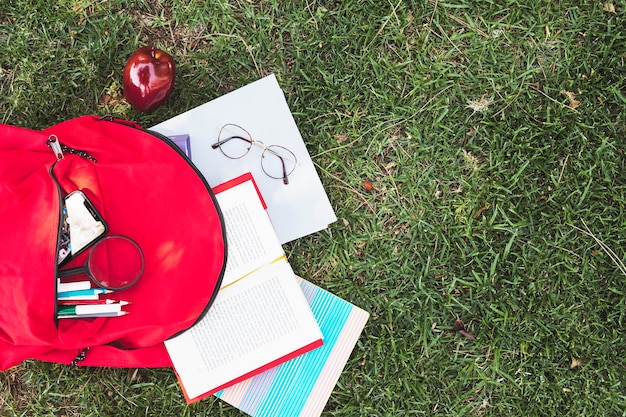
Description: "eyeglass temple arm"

(265, 147), (290, 185)
(211, 135), (252, 149)
(282, 160), (289, 184)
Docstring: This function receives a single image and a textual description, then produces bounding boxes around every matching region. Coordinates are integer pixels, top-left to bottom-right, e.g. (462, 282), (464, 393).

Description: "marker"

(58, 311), (129, 319)
(57, 288), (113, 300)
(57, 294), (100, 301)
(58, 304), (125, 316)
(56, 280), (92, 293)
(57, 299), (130, 306)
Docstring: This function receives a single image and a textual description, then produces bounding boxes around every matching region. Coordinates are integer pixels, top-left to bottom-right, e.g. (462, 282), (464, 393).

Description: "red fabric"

(0, 116), (226, 369)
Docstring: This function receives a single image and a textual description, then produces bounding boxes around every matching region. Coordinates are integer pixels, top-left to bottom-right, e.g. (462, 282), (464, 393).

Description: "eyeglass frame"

(211, 123), (298, 185)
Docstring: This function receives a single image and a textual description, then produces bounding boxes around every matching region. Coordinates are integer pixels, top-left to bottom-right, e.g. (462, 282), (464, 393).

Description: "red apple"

(123, 46), (175, 112)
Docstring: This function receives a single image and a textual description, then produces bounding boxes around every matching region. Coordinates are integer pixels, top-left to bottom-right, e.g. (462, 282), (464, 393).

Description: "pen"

(58, 311), (129, 319)
(58, 304), (125, 316)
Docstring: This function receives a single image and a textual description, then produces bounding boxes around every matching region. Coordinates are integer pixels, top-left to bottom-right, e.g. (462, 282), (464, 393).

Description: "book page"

(215, 180), (284, 288)
(164, 261), (322, 401)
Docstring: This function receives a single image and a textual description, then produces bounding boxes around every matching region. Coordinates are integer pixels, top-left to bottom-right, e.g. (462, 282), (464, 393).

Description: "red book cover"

(212, 172), (267, 209)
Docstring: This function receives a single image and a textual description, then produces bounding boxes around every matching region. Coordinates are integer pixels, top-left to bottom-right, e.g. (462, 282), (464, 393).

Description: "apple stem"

(151, 47), (157, 58)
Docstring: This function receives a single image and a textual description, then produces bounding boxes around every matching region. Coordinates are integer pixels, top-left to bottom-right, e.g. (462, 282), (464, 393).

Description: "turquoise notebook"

(215, 279), (369, 417)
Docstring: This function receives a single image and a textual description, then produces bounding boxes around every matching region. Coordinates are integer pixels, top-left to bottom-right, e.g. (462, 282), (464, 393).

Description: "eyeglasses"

(212, 124), (298, 185)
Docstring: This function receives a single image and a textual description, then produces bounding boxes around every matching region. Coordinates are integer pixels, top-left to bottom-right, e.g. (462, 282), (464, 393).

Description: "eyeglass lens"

(261, 145), (297, 180)
(216, 124), (253, 159)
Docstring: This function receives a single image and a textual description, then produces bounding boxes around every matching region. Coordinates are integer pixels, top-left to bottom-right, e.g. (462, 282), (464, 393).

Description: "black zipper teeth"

(98, 117), (228, 337)
(60, 144), (97, 162)
(49, 161), (63, 327)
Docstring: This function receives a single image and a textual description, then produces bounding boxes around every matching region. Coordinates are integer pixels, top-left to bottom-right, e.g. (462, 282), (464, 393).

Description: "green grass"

(1, 0), (626, 416)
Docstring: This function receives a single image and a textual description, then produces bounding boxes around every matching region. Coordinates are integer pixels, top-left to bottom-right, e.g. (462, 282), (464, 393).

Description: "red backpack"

(0, 115), (226, 369)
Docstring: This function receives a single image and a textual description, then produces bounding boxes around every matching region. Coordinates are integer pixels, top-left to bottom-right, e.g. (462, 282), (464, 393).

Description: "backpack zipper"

(97, 116), (228, 335)
(47, 134), (98, 328)
(46, 134), (97, 162)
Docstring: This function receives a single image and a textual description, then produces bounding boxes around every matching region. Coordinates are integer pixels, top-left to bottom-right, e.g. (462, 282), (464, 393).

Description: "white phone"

(57, 190), (107, 265)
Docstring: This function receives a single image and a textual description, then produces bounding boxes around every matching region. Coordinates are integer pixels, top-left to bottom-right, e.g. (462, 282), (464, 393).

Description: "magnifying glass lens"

(87, 236), (144, 290)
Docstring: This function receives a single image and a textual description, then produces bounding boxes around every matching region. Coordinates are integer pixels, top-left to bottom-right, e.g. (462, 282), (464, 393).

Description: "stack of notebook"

(152, 75), (369, 416)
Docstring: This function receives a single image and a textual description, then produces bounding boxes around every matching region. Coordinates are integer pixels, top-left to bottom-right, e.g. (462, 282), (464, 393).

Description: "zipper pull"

(47, 135), (64, 160)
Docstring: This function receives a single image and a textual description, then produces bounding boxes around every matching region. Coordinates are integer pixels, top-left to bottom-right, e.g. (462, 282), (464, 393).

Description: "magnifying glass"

(58, 235), (145, 291)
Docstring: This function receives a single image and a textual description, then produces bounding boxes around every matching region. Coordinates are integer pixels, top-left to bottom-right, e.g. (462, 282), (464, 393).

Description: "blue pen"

(57, 288), (114, 300)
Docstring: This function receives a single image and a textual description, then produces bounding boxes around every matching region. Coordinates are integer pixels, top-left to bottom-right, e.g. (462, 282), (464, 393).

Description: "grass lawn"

(1, 0), (625, 416)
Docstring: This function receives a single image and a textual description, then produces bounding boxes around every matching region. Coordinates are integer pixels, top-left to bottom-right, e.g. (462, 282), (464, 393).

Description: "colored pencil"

(57, 288), (113, 300)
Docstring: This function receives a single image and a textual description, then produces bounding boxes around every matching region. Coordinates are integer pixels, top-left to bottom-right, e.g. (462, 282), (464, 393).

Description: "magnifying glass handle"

(58, 266), (88, 278)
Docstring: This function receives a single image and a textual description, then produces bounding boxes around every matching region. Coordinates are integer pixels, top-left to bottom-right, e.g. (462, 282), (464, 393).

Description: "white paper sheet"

(151, 74), (337, 244)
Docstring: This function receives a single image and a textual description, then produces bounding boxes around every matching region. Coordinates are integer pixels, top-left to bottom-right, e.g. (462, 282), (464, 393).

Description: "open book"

(164, 173), (323, 403)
